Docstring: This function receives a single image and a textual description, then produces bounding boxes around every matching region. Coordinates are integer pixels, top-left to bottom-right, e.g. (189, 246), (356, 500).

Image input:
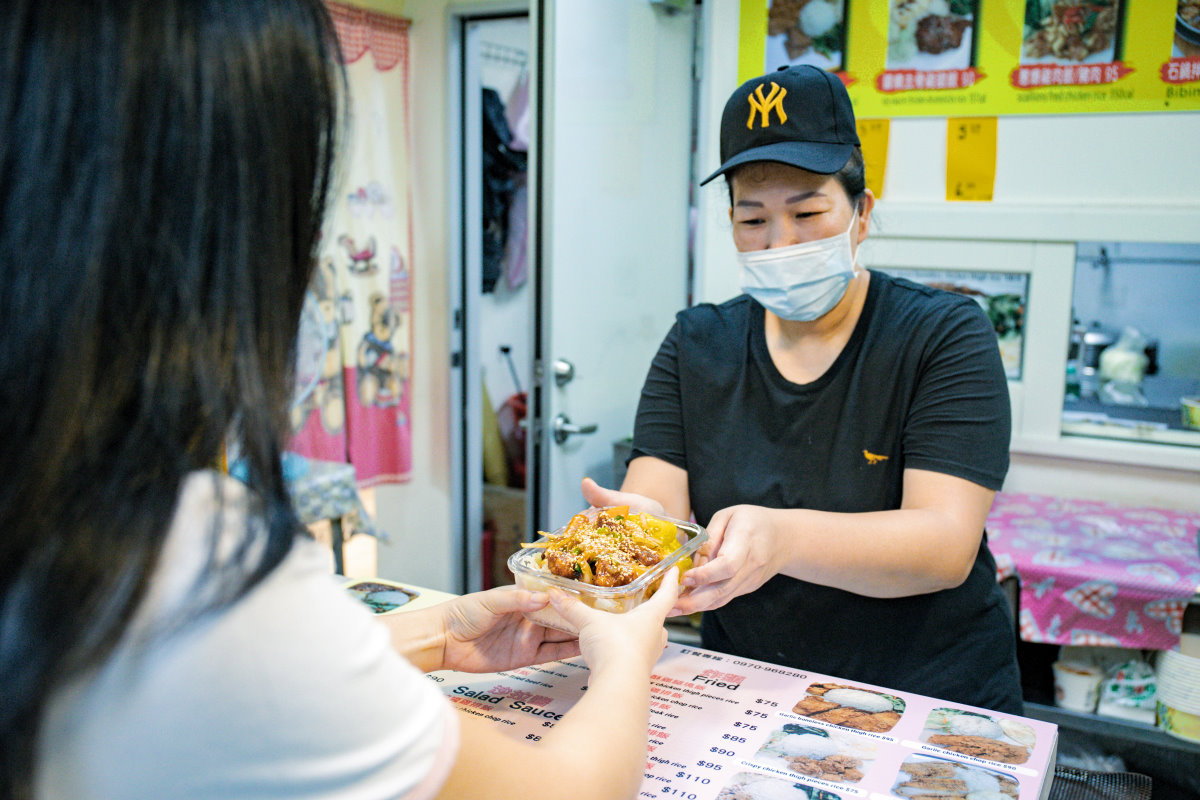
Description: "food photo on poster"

(892, 753), (1023, 799)
(1177, 0), (1200, 58)
(715, 772), (840, 800)
(1021, 0), (1124, 65)
(716, 770), (842, 800)
(765, 0), (847, 72)
(748, 722), (878, 784)
(919, 707), (1040, 765)
(789, 682), (908, 732)
(886, 0), (978, 71)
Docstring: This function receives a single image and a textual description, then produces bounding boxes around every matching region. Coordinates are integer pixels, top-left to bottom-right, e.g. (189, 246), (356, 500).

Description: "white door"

(530, 0), (696, 530)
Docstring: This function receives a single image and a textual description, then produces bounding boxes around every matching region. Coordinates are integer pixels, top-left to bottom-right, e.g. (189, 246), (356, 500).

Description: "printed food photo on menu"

(891, 754), (1022, 799)
(344, 579), (419, 614)
(1177, 0), (1200, 58)
(1022, 0), (1124, 64)
(750, 723), (878, 784)
(919, 708), (1038, 765)
(886, 0), (978, 71)
(790, 683), (906, 732)
(766, 0), (848, 72)
(717, 771), (844, 800)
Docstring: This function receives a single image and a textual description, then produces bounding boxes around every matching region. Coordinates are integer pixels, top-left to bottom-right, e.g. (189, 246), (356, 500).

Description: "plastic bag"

(1098, 327), (1149, 406)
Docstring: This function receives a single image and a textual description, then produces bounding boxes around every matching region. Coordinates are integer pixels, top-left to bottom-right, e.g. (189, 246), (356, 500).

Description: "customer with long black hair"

(0, 2), (676, 798)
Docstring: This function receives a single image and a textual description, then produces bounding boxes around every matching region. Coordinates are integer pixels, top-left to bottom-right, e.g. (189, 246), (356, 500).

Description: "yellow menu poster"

(747, 0), (1200, 116)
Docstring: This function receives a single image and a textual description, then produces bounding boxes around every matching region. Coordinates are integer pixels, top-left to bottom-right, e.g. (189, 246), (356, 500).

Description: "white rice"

(741, 775), (810, 800)
(960, 769), (1001, 794)
(947, 714), (1004, 739)
(822, 688), (893, 713)
(799, 1), (838, 37)
(775, 732), (840, 760)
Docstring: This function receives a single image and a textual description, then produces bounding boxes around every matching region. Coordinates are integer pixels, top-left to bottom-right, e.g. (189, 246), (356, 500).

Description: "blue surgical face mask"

(737, 211), (859, 322)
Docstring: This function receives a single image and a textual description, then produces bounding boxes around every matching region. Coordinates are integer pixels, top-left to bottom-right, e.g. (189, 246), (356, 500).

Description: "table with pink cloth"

(986, 492), (1200, 651)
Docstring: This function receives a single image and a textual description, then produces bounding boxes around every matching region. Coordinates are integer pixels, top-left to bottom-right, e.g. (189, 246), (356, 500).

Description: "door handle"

(552, 358), (576, 387)
(552, 414), (598, 445)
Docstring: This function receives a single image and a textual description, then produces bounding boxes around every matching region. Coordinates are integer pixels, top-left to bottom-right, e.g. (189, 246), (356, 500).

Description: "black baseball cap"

(700, 64), (860, 186)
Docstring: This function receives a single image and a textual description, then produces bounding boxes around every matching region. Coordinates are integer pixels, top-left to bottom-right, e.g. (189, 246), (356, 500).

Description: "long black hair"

(0, 0), (342, 793)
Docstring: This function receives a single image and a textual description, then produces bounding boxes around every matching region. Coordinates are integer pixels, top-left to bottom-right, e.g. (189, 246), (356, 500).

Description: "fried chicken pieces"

(538, 507), (680, 587)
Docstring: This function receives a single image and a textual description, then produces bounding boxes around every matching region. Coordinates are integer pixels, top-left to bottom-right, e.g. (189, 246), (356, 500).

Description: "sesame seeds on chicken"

(538, 508), (673, 587)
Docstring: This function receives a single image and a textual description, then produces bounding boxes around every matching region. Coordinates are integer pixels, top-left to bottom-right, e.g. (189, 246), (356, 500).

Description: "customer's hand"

(438, 587), (581, 673)
(549, 567), (679, 675)
(671, 504), (783, 616)
(580, 477), (665, 516)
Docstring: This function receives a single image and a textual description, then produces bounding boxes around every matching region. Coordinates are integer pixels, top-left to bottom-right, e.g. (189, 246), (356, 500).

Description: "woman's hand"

(550, 567), (680, 674)
(580, 477), (666, 516)
(672, 505), (785, 615)
(438, 587), (582, 673)
(433, 570), (681, 800)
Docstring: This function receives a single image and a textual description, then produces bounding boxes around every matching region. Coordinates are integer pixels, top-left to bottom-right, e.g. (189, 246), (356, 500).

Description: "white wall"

(694, 0), (1200, 510)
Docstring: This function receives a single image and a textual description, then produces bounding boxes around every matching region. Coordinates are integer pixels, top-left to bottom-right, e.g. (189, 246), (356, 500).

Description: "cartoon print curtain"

(289, 3), (413, 486)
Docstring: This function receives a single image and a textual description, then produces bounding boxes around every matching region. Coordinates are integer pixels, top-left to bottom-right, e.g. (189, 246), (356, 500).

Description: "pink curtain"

(289, 3), (414, 487)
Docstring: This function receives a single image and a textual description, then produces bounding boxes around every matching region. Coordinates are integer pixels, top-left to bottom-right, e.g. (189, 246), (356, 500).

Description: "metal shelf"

(664, 617), (702, 646)
(1023, 701), (1200, 756)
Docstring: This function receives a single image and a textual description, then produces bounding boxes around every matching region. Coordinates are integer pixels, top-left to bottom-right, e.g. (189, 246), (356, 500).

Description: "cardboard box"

(483, 483), (527, 588)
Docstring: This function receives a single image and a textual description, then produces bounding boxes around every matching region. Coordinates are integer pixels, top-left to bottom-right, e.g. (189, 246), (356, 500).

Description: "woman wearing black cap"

(585, 65), (1022, 714)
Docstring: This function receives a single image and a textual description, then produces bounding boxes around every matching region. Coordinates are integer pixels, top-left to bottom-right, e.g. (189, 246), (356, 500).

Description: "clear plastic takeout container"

(507, 508), (708, 635)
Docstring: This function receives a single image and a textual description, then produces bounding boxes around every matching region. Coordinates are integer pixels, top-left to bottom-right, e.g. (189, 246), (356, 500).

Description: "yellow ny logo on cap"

(746, 82), (788, 130)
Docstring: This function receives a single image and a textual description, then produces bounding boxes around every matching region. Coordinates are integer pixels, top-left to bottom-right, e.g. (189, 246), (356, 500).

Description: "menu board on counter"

(429, 642), (1057, 800)
(746, 0), (1200, 116)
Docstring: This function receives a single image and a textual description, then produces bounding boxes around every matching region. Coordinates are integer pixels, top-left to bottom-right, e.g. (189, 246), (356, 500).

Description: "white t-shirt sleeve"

(38, 476), (458, 800)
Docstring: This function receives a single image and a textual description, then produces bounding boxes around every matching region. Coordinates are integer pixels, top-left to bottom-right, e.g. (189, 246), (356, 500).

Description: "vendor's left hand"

(671, 504), (783, 616)
(580, 476), (666, 517)
(440, 587), (581, 673)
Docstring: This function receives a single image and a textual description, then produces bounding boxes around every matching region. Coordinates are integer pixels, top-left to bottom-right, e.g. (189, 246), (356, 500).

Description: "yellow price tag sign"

(855, 118), (890, 200)
(945, 117), (997, 202)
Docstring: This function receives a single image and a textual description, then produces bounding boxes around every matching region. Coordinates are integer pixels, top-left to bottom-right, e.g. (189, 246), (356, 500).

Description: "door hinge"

(450, 350), (463, 368)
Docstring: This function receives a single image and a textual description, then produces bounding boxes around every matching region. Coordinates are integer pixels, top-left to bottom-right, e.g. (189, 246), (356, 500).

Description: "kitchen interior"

(1063, 241), (1200, 448)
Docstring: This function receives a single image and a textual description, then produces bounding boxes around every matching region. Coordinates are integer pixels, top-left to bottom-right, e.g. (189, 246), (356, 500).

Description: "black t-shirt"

(631, 271), (1022, 713)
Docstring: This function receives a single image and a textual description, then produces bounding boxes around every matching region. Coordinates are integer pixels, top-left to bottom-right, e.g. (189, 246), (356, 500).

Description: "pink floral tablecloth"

(986, 492), (1200, 651)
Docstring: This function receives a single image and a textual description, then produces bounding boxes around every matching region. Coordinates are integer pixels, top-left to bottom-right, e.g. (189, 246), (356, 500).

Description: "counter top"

(430, 641), (1058, 800)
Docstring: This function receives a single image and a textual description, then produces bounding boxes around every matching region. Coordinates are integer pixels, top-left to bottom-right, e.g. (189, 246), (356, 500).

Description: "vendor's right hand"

(580, 477), (666, 517)
(548, 566), (679, 674)
(671, 504), (785, 616)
